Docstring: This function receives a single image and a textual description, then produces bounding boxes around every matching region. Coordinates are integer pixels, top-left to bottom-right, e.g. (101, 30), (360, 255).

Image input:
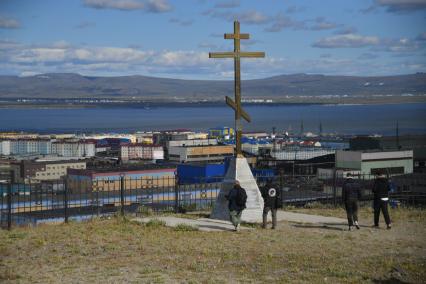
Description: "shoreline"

(0, 98), (425, 109)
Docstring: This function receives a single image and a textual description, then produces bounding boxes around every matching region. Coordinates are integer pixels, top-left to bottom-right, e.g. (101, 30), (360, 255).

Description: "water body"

(0, 103), (425, 135)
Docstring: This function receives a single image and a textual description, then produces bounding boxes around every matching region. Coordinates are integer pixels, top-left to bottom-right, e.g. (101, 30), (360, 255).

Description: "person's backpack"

(236, 187), (247, 208)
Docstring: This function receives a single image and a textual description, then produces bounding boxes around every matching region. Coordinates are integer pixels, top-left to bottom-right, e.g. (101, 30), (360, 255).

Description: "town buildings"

(11, 159), (87, 183)
(335, 150), (413, 178)
(119, 144), (164, 162)
(0, 138), (96, 158)
(168, 145), (234, 163)
(67, 166), (176, 192)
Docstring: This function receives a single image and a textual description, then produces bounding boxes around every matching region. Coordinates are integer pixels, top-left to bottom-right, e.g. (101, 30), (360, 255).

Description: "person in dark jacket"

(261, 178), (282, 229)
(342, 173), (362, 231)
(372, 171), (392, 229)
(225, 180), (247, 231)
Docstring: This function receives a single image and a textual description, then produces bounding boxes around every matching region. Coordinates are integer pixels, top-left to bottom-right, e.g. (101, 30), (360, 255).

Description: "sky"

(0, 0), (425, 79)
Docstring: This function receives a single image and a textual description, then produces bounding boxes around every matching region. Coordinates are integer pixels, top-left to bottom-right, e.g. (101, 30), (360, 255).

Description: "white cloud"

(214, 0), (240, 9)
(203, 9), (270, 25)
(375, 0), (426, 12)
(309, 17), (339, 31)
(75, 21), (96, 29)
(83, 0), (144, 10)
(313, 34), (381, 48)
(0, 16), (20, 29)
(417, 32), (426, 41)
(362, 0), (426, 13)
(169, 18), (193, 26)
(264, 13), (301, 32)
(1, 41), (424, 78)
(145, 0), (173, 13)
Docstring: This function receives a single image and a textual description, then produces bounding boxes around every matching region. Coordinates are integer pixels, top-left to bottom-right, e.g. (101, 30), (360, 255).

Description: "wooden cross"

(209, 20), (265, 157)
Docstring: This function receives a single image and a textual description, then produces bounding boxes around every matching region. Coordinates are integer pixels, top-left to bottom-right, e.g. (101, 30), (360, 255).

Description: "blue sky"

(0, 0), (425, 79)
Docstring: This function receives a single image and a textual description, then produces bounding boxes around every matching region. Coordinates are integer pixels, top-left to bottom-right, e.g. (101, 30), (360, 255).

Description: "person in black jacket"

(261, 178), (282, 229)
(342, 173), (362, 231)
(225, 180), (247, 232)
(372, 171), (392, 229)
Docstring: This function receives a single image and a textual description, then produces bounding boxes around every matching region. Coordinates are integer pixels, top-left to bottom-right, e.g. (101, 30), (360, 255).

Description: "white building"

(271, 148), (335, 160)
(8, 139), (52, 155)
(336, 150), (413, 177)
(52, 141), (96, 158)
(120, 144), (164, 161)
(166, 139), (217, 148)
(0, 140), (11, 155)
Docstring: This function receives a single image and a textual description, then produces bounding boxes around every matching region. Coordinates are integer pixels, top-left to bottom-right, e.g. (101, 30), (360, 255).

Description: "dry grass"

(1, 207), (425, 283)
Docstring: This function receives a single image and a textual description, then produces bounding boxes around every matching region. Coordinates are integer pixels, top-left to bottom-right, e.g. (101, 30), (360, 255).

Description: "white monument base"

(210, 157), (264, 223)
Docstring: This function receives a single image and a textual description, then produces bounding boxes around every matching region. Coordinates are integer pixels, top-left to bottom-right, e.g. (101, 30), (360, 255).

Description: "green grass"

(1, 207), (425, 283)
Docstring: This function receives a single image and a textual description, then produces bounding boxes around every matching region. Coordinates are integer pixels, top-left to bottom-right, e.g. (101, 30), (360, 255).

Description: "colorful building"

(67, 167), (176, 192)
(208, 127), (234, 140)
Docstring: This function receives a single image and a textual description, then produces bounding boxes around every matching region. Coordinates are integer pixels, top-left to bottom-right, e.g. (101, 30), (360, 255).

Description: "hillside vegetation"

(1, 207), (425, 283)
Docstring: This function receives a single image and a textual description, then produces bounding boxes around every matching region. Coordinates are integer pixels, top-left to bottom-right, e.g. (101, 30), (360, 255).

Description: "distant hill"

(0, 73), (425, 101)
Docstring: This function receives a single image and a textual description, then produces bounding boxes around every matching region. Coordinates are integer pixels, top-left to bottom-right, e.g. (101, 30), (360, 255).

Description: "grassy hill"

(1, 206), (425, 283)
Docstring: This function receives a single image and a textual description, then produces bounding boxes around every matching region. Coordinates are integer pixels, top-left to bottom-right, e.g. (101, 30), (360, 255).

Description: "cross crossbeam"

(209, 20), (265, 157)
(209, 51), (265, 59)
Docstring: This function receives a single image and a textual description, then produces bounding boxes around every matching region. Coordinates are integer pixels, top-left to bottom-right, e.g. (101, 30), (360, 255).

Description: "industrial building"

(208, 127), (234, 140)
(336, 150), (413, 177)
(177, 163), (226, 184)
(168, 145), (234, 163)
(11, 159), (87, 183)
(153, 130), (209, 146)
(67, 166), (176, 192)
(349, 135), (426, 172)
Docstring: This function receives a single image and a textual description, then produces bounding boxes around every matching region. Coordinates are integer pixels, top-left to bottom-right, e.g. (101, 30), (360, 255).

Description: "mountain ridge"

(0, 72), (425, 100)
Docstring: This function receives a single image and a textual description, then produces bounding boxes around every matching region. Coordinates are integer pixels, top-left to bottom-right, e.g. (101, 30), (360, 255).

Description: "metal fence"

(1, 173), (425, 229)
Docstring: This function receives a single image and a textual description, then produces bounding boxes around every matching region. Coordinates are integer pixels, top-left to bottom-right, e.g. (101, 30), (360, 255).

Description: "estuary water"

(0, 103), (425, 135)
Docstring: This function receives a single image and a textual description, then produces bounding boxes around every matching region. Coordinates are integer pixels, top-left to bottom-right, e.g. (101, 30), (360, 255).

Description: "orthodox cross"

(209, 21), (265, 157)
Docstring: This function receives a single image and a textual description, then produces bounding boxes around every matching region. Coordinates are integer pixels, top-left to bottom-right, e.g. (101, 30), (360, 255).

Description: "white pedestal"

(210, 157), (264, 223)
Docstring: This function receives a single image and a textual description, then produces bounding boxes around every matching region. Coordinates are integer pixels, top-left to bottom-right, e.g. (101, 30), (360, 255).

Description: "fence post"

(332, 167), (337, 207)
(7, 170), (13, 230)
(120, 174), (125, 216)
(64, 177), (69, 223)
(174, 175), (179, 213)
(279, 169), (283, 189)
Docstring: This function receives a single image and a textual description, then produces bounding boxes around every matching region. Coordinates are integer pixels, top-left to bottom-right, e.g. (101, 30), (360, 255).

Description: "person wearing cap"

(261, 178), (282, 229)
(372, 171), (392, 229)
(225, 180), (247, 232)
(342, 173), (362, 231)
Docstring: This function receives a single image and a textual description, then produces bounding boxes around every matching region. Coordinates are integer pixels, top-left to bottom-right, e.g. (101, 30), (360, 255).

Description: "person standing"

(372, 171), (392, 229)
(225, 180), (247, 232)
(261, 178), (282, 229)
(342, 173), (362, 231)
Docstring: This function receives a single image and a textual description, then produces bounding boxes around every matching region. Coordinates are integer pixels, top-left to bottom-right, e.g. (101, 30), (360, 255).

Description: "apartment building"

(0, 140), (11, 156)
(119, 144), (164, 161)
(11, 159), (86, 183)
(52, 141), (96, 157)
